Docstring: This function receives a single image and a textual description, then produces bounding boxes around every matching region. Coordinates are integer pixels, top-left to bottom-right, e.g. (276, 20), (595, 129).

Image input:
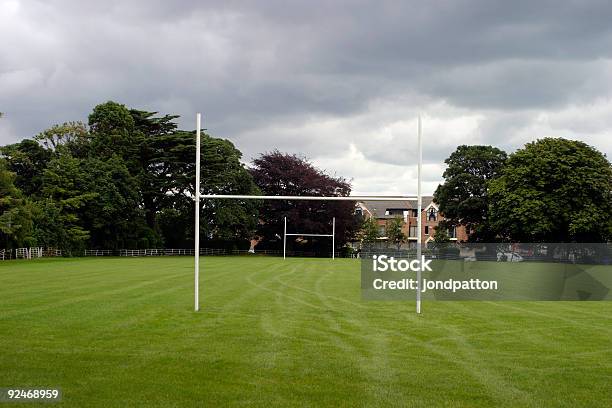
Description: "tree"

(199, 135), (261, 243)
(34, 122), (89, 151)
(434, 145), (507, 241)
(385, 216), (406, 250)
(250, 150), (357, 253)
(86, 103), (182, 244)
(89, 101), (135, 134)
(0, 101), (268, 252)
(488, 138), (612, 242)
(433, 222), (451, 243)
(361, 217), (380, 244)
(88, 101), (142, 175)
(85, 104), (259, 246)
(0, 159), (33, 248)
(0, 139), (52, 197)
(36, 154), (97, 252)
(79, 156), (147, 249)
(130, 109), (181, 232)
(151, 128), (262, 247)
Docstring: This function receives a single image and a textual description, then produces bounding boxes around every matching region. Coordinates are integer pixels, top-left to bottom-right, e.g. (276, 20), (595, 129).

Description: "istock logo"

(372, 255), (433, 272)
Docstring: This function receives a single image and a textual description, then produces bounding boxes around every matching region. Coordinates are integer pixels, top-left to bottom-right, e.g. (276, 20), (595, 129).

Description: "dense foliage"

(2, 102), (610, 251)
(0, 102), (263, 252)
(488, 138), (612, 242)
(250, 150), (360, 255)
(435, 139), (611, 243)
(0, 102), (362, 253)
(433, 145), (507, 241)
(0, 159), (33, 248)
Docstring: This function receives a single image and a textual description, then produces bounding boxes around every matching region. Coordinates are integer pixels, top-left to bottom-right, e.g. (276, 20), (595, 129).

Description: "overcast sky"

(2, 0), (612, 195)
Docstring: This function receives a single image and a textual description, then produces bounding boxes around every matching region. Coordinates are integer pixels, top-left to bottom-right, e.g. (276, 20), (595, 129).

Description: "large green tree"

(0, 139), (52, 197)
(157, 130), (261, 247)
(0, 159), (33, 248)
(130, 109), (182, 231)
(35, 154), (97, 252)
(0, 101), (284, 252)
(488, 138), (612, 242)
(199, 134), (261, 243)
(86, 103), (260, 246)
(89, 101), (140, 170)
(434, 145), (507, 241)
(86, 102), (178, 245)
(79, 156), (149, 249)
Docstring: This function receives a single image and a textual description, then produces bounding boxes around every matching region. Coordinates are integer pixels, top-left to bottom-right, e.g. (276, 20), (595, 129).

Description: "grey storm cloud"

(2, 0), (612, 193)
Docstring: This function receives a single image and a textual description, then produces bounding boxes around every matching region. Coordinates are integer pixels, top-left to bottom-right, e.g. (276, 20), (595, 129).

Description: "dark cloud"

(1, 0), (612, 193)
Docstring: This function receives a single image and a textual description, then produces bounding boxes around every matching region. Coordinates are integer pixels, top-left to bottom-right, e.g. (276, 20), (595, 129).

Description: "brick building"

(356, 197), (468, 245)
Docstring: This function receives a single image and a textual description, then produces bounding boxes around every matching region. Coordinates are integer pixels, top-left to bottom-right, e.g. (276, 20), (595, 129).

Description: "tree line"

(434, 141), (612, 243)
(2, 101), (610, 254)
(354, 139), (611, 249)
(0, 101), (359, 254)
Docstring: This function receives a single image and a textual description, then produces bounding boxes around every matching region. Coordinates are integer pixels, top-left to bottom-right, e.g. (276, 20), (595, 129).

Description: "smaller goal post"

(283, 217), (336, 259)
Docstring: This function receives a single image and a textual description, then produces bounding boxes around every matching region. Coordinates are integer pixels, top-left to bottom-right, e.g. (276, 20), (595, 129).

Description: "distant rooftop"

(359, 197), (434, 218)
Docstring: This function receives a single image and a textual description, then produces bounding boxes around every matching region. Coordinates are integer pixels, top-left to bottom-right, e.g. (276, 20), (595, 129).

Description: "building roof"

(359, 196), (434, 218)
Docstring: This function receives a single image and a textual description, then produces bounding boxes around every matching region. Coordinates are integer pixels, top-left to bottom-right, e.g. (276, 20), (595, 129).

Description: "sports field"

(1, 257), (610, 407)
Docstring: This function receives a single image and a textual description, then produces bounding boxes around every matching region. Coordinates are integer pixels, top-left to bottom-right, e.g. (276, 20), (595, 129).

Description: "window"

(386, 209), (405, 216)
(411, 209), (418, 217)
(428, 208), (437, 221)
(425, 226), (429, 235)
(409, 226), (417, 237)
(378, 226), (386, 236)
(448, 227), (457, 239)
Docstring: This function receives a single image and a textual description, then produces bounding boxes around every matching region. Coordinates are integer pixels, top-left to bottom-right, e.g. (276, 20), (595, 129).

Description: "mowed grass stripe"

(0, 257), (234, 312)
(0, 256), (610, 407)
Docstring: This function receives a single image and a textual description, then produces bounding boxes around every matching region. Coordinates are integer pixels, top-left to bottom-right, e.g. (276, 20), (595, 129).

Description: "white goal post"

(283, 216), (336, 259)
(194, 113), (423, 313)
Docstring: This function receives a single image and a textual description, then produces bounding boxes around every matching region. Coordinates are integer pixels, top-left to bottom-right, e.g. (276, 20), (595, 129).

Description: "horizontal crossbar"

(285, 233), (334, 237)
(198, 194), (416, 201)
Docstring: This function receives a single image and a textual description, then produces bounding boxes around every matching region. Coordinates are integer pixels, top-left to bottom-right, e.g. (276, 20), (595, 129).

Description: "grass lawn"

(0, 256), (610, 407)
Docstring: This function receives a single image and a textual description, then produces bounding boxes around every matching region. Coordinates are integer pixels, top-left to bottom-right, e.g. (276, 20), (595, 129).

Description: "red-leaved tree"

(250, 150), (359, 255)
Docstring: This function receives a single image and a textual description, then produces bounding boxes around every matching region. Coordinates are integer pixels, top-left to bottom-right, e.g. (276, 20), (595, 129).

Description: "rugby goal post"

(194, 113), (423, 313)
(283, 216), (336, 259)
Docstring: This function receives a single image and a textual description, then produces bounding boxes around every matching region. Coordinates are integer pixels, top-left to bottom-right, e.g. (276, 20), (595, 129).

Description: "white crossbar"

(285, 233), (334, 237)
(199, 194), (416, 201)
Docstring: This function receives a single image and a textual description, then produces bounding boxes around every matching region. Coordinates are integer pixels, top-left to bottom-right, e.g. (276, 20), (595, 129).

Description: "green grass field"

(1, 257), (610, 407)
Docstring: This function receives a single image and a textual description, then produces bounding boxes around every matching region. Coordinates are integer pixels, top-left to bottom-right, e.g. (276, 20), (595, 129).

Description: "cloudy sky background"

(2, 0), (612, 195)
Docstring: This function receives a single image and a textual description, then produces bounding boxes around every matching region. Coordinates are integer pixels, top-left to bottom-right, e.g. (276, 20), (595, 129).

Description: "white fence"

(105, 248), (298, 257)
(0, 248), (62, 260)
(1, 247), (334, 260)
(88, 248), (258, 257)
(84, 250), (114, 256)
(16, 247), (42, 259)
(117, 248), (239, 257)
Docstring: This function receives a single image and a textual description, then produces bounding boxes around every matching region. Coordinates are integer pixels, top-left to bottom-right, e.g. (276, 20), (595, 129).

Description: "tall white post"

(195, 113), (201, 312)
(332, 217), (336, 259)
(283, 216), (287, 260)
(416, 115), (422, 314)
